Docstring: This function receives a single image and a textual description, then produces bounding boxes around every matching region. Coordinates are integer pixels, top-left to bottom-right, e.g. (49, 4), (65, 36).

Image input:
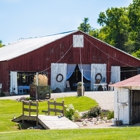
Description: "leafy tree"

(97, 7), (129, 51)
(0, 40), (5, 48)
(128, 0), (140, 32)
(128, 0), (140, 51)
(132, 49), (140, 59)
(78, 18), (91, 34)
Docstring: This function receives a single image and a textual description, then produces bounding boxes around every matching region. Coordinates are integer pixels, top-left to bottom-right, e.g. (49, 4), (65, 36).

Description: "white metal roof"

(0, 31), (75, 61)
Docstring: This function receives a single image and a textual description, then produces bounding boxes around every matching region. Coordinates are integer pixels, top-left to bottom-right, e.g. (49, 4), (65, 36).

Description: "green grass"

(0, 98), (140, 139)
(0, 128), (140, 140)
(0, 96), (97, 132)
(56, 96), (98, 112)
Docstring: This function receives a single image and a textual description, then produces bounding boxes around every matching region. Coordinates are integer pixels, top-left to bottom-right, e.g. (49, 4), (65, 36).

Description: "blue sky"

(0, 0), (133, 45)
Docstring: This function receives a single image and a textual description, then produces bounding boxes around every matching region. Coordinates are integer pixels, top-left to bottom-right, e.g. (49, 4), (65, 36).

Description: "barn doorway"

(67, 65), (90, 91)
(17, 72), (36, 94)
(121, 67), (138, 81)
(130, 90), (140, 124)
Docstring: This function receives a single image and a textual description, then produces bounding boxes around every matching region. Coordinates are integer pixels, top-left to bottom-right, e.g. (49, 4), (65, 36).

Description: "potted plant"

(77, 82), (85, 96)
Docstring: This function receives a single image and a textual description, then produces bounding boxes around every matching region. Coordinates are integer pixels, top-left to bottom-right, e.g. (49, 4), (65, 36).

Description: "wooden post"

(62, 100), (64, 116)
(81, 69), (83, 96)
(36, 72), (38, 100)
(22, 101), (24, 123)
(29, 100), (31, 117)
(36, 100), (38, 126)
(48, 101), (50, 115)
(54, 101), (56, 116)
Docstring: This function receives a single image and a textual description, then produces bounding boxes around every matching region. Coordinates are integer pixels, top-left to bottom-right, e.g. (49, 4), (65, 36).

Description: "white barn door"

(10, 71), (18, 94)
(111, 66), (120, 83)
(51, 63), (67, 92)
(114, 87), (130, 124)
(91, 64), (106, 90)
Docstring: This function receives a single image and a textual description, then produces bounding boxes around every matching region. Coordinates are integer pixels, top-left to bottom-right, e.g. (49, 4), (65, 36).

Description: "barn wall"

(1, 31), (140, 92)
(0, 61), (9, 92)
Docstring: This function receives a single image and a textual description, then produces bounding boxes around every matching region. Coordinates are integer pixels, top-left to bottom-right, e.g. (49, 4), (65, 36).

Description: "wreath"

(95, 73), (102, 83)
(56, 74), (63, 82)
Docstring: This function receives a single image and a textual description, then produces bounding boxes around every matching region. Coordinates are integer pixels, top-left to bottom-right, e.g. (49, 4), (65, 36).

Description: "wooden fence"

(42, 100), (65, 116)
(22, 100), (39, 125)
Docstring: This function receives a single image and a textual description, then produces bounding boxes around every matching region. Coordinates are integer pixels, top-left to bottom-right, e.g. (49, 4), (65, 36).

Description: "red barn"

(0, 30), (140, 95)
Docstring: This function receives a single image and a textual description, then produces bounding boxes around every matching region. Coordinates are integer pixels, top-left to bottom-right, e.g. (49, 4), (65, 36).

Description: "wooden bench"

(42, 100), (65, 116)
(22, 100), (39, 126)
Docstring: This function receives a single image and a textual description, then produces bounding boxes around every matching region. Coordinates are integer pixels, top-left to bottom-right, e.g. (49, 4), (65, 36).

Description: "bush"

(64, 104), (80, 121)
(82, 106), (101, 118)
(100, 110), (114, 120)
(107, 111), (114, 120)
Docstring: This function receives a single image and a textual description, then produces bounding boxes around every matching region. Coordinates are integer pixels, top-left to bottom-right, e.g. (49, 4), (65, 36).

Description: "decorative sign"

(73, 35), (84, 48)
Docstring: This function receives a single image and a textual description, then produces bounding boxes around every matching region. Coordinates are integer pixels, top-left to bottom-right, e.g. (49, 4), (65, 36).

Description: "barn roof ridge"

(0, 30), (78, 61)
(0, 30), (140, 62)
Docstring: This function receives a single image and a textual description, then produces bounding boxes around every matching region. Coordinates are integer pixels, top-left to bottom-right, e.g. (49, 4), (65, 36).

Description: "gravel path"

(0, 91), (114, 110)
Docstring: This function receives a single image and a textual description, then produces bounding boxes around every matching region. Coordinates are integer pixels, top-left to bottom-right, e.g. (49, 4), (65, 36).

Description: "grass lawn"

(1, 97), (140, 140)
(0, 96), (98, 132)
(0, 128), (140, 140)
(55, 96), (98, 112)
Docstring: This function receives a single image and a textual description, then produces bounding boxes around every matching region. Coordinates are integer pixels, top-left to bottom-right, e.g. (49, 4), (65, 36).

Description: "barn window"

(73, 35), (84, 48)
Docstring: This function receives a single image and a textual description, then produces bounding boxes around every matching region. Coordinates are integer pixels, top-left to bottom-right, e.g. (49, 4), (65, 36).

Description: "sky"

(0, 0), (133, 45)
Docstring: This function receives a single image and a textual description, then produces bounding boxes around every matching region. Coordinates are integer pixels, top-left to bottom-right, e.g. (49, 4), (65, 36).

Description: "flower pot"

(77, 83), (85, 96)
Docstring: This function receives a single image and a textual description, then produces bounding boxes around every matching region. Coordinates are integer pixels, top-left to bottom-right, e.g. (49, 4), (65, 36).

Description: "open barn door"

(10, 71), (18, 95)
(114, 87), (130, 124)
(51, 63), (67, 92)
(130, 90), (140, 124)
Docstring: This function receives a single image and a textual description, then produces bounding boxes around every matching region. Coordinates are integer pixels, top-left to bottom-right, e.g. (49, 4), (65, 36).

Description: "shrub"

(88, 106), (101, 117)
(107, 111), (114, 120)
(82, 106), (101, 118)
(100, 110), (114, 120)
(64, 104), (80, 121)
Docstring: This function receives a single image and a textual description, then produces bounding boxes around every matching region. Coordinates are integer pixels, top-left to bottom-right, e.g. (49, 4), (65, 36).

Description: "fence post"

(36, 100), (38, 126)
(62, 100), (65, 116)
(22, 101), (24, 123)
(48, 101), (50, 115)
(54, 101), (56, 116)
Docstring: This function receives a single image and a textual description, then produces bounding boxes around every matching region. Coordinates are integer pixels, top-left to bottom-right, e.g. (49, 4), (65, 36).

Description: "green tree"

(78, 18), (91, 34)
(97, 7), (130, 51)
(0, 40), (5, 48)
(128, 0), (140, 51)
(132, 49), (140, 59)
